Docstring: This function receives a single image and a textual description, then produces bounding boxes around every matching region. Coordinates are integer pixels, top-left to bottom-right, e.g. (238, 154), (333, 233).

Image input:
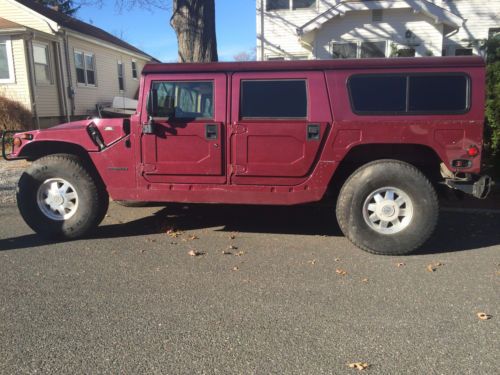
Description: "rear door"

(230, 71), (331, 185)
(141, 73), (226, 183)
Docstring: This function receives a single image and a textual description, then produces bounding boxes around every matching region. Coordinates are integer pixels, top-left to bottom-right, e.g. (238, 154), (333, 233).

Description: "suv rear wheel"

(17, 154), (108, 240)
(336, 160), (438, 255)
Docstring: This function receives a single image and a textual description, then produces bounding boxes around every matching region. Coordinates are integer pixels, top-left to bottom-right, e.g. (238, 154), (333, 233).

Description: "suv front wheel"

(336, 160), (438, 255)
(17, 154), (108, 240)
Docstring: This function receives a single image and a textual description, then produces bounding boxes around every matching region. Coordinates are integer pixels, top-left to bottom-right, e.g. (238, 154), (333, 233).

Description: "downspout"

(260, 0), (265, 61)
(54, 40), (69, 122)
(62, 29), (75, 117)
(25, 32), (39, 129)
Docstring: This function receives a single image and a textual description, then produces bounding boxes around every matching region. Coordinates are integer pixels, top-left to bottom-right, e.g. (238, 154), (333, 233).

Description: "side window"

(74, 51), (96, 86)
(149, 81), (214, 119)
(0, 36), (15, 83)
(240, 80), (307, 119)
(117, 61), (124, 91)
(349, 74), (469, 114)
(408, 75), (468, 112)
(131, 60), (138, 79)
(349, 75), (407, 113)
(33, 42), (52, 84)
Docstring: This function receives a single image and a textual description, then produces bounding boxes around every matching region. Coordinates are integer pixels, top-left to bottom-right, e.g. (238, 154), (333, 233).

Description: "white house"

(256, 0), (500, 60)
(0, 0), (156, 128)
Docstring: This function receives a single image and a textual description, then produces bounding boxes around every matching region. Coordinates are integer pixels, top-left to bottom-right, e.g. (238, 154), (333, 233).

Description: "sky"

(77, 0), (257, 62)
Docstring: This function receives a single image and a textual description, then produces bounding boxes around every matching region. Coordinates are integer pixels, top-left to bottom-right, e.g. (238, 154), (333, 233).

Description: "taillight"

(467, 145), (480, 158)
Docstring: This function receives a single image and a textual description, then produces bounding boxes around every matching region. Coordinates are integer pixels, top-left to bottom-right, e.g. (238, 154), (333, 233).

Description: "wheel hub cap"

(363, 187), (414, 234)
(36, 178), (79, 221)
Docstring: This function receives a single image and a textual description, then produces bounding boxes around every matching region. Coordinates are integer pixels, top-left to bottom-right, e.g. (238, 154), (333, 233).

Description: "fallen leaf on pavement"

(336, 268), (347, 276)
(140, 249), (146, 254)
(347, 362), (369, 370)
(477, 312), (492, 320)
(427, 262), (444, 272)
(232, 266), (239, 271)
(189, 235), (199, 240)
(235, 251), (245, 257)
(229, 245), (238, 250)
(396, 262), (405, 267)
(188, 250), (204, 257)
(334, 258), (341, 262)
(229, 234), (236, 239)
(221, 250), (232, 255)
(361, 278), (369, 283)
(166, 228), (182, 238)
(308, 259), (317, 265)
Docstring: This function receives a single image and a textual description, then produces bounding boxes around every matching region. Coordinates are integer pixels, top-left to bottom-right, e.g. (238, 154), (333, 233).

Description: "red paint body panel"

(11, 57), (486, 205)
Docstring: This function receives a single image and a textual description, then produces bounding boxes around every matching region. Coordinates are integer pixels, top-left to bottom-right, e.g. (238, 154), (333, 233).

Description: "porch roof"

(297, 0), (464, 37)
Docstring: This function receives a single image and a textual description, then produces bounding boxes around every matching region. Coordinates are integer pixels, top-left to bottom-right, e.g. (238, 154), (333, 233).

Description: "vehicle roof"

(142, 56), (485, 75)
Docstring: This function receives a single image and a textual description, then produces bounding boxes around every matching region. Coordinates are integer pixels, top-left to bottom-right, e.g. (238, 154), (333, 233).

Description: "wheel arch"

(19, 141), (106, 192)
(327, 143), (444, 196)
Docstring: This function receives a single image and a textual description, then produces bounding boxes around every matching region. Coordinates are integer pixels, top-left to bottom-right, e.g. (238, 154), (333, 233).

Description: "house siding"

(0, 36), (32, 111)
(67, 35), (148, 116)
(0, 0), (57, 34)
(257, 0), (500, 60)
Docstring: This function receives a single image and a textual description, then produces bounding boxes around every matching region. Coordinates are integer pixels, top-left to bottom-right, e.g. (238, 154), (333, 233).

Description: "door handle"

(205, 124), (218, 140)
(307, 124), (320, 140)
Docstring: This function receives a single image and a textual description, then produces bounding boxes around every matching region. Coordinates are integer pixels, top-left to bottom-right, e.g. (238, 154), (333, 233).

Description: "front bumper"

(445, 174), (494, 199)
(1, 130), (25, 161)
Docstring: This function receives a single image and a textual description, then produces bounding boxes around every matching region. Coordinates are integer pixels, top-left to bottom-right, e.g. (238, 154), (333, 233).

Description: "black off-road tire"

(336, 159), (438, 255)
(17, 154), (109, 240)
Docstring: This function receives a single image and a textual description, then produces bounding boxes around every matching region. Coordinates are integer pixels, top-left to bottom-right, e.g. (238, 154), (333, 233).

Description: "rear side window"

(348, 74), (469, 114)
(408, 75), (468, 112)
(240, 80), (307, 119)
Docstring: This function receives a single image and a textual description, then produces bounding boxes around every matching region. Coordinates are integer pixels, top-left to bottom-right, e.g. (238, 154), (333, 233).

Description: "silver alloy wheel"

(36, 178), (79, 221)
(362, 186), (414, 234)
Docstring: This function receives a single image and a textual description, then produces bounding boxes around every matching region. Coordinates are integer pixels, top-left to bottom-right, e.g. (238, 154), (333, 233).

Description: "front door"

(141, 73), (226, 183)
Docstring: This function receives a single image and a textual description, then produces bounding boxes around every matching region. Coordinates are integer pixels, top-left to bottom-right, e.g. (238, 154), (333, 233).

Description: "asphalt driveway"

(0, 200), (499, 374)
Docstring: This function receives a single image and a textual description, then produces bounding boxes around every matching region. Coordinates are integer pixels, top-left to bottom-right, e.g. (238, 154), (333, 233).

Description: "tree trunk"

(170, 0), (218, 63)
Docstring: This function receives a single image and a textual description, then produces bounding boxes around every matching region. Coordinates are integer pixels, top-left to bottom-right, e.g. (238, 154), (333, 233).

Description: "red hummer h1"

(2, 57), (492, 255)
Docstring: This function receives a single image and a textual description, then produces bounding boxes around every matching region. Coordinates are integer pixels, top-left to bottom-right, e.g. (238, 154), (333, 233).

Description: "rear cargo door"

(230, 71), (330, 184)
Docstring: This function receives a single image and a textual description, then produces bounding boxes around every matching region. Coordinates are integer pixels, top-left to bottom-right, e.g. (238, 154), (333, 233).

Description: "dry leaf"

(188, 250), (203, 257)
(477, 312), (492, 320)
(166, 228), (182, 238)
(334, 258), (340, 262)
(361, 278), (369, 283)
(221, 250), (232, 255)
(235, 251), (245, 257)
(189, 235), (199, 240)
(427, 262), (443, 272)
(229, 245), (238, 250)
(307, 259), (317, 265)
(396, 262), (405, 267)
(348, 362), (369, 371)
(232, 266), (239, 271)
(229, 234), (236, 240)
(336, 268), (347, 276)
(140, 249), (146, 254)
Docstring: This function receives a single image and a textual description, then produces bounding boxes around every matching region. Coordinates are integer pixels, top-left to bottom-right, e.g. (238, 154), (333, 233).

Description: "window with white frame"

(131, 60), (138, 79)
(33, 42), (51, 84)
(117, 61), (124, 91)
(331, 41), (387, 59)
(74, 50), (96, 86)
(0, 37), (15, 84)
(267, 0), (315, 11)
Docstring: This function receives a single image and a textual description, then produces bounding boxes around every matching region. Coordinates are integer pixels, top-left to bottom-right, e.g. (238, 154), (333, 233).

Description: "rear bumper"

(445, 174), (494, 199)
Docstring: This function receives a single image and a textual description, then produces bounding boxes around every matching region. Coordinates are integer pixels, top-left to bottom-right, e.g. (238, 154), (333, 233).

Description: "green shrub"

(0, 94), (32, 133)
